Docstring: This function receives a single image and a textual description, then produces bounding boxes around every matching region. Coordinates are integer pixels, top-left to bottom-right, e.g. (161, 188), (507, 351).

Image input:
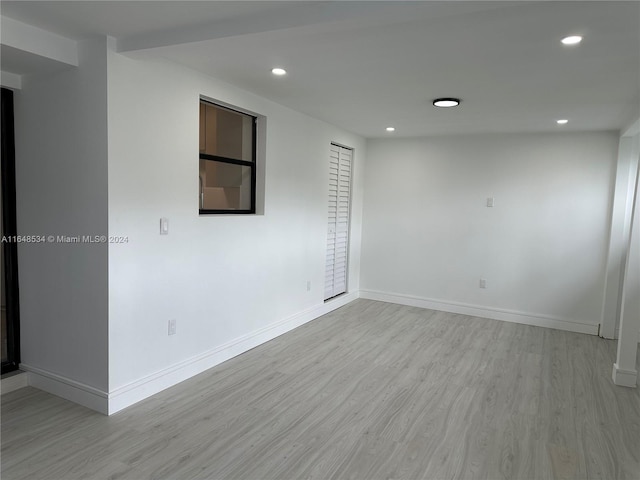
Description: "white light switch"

(486, 197), (494, 208)
(160, 218), (169, 235)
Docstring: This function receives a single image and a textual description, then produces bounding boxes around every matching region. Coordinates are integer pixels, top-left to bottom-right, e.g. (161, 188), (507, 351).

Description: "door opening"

(325, 143), (353, 301)
(2, 87), (21, 374)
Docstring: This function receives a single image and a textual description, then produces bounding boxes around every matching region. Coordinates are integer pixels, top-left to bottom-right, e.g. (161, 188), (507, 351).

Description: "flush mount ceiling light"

(271, 67), (287, 76)
(557, 119), (569, 125)
(386, 127), (396, 132)
(561, 35), (582, 45)
(433, 98), (460, 108)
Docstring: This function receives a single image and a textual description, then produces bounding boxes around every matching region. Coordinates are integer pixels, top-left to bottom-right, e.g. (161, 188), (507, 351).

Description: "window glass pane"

(200, 102), (253, 162)
(199, 159), (252, 211)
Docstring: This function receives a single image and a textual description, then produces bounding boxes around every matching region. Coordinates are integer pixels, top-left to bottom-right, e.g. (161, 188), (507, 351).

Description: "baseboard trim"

(1, 371), (28, 395)
(20, 364), (109, 414)
(612, 363), (638, 387)
(107, 291), (358, 414)
(359, 290), (599, 335)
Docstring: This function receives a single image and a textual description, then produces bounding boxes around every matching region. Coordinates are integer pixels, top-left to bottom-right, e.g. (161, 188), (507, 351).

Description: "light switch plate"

(160, 218), (169, 235)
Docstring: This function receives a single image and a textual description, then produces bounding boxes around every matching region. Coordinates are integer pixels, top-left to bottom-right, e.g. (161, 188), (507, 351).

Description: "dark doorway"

(2, 87), (20, 374)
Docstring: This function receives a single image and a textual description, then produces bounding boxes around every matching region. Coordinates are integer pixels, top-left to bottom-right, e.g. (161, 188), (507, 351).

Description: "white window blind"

(325, 144), (352, 300)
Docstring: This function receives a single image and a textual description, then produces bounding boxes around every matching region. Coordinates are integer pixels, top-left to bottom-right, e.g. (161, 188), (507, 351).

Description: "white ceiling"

(2, 1), (639, 138)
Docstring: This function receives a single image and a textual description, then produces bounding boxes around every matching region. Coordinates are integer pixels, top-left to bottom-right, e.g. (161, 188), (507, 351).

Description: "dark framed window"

(199, 99), (257, 214)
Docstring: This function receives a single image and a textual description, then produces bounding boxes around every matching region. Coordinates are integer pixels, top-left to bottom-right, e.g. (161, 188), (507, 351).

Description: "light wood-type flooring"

(2, 299), (640, 479)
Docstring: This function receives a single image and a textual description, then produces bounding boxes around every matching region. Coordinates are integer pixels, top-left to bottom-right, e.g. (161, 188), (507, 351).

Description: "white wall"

(360, 132), (619, 331)
(601, 135), (639, 338)
(621, 157), (640, 330)
(14, 39), (109, 395)
(627, 132), (640, 343)
(613, 129), (640, 386)
(106, 48), (365, 410)
(602, 122), (640, 339)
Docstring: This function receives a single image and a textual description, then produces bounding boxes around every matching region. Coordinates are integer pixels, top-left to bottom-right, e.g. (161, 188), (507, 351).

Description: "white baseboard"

(21, 289), (611, 413)
(20, 293), (358, 415)
(612, 363), (638, 387)
(359, 290), (599, 335)
(1, 371), (28, 395)
(107, 291), (358, 415)
(20, 364), (109, 414)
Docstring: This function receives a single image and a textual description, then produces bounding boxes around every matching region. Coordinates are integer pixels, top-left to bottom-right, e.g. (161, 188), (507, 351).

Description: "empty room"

(1, 1), (639, 479)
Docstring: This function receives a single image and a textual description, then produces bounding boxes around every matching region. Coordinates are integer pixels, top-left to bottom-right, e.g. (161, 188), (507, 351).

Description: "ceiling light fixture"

(271, 67), (287, 76)
(561, 35), (582, 45)
(433, 98), (460, 108)
(386, 127), (396, 132)
(557, 119), (569, 125)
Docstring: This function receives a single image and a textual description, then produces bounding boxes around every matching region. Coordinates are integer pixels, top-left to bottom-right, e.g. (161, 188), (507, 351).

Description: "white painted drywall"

(602, 130), (640, 338)
(361, 133), (618, 327)
(14, 38), (109, 392)
(614, 130), (639, 384)
(1, 71), (21, 90)
(0, 16), (78, 67)
(106, 48), (365, 393)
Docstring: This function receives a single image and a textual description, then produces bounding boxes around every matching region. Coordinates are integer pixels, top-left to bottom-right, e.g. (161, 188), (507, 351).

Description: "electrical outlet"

(168, 319), (177, 335)
(486, 197), (494, 208)
(479, 278), (487, 289)
(307, 281), (311, 291)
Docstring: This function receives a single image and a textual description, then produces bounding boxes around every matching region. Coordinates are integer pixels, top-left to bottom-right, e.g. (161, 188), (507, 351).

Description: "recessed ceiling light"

(271, 68), (287, 76)
(386, 127), (395, 132)
(557, 119), (569, 125)
(561, 35), (582, 45)
(433, 98), (460, 108)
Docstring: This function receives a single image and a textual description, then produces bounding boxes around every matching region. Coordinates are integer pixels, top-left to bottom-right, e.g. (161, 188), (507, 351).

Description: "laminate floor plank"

(2, 299), (639, 480)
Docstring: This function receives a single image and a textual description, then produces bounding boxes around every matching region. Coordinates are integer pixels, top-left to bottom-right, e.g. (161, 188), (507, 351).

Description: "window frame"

(199, 99), (257, 215)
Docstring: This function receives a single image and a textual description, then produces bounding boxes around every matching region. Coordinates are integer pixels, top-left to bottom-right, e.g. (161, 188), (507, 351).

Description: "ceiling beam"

(117, 2), (388, 53)
(0, 16), (78, 67)
(1, 70), (21, 90)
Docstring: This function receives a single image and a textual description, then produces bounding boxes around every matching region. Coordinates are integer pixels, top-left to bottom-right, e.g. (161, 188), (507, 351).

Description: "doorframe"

(324, 142), (354, 302)
(2, 87), (21, 374)
(600, 127), (640, 339)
